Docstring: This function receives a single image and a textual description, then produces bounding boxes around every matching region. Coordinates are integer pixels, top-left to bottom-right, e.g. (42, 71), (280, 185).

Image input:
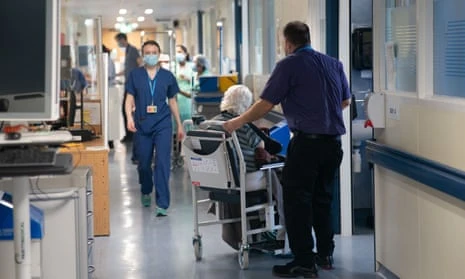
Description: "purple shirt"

(261, 47), (351, 135)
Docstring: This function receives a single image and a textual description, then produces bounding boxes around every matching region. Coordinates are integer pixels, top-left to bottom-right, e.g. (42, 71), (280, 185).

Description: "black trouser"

(282, 134), (343, 266)
(122, 91), (133, 140)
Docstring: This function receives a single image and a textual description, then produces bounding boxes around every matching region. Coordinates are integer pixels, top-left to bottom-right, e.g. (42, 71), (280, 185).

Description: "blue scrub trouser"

(132, 132), (138, 161)
(137, 125), (172, 209)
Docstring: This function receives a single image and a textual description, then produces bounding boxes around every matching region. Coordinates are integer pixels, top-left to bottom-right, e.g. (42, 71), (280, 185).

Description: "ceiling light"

(119, 9), (127, 15)
(137, 16), (145, 22)
(140, 31), (145, 36)
(131, 23), (139, 29)
(120, 24), (132, 33)
(114, 23), (121, 29)
(84, 19), (93, 26)
(144, 9), (153, 15)
(117, 16), (124, 22)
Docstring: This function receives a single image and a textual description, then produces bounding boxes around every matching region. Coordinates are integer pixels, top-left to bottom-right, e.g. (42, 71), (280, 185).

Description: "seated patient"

(211, 84), (286, 250)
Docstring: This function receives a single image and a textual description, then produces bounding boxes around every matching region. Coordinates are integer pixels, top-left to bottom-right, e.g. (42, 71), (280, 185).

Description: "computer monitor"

(0, 0), (60, 120)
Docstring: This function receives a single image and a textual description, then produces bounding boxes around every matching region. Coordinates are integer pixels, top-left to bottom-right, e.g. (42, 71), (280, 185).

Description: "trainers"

(156, 207), (167, 217)
(315, 254), (333, 270)
(141, 195), (151, 207)
(272, 261), (318, 278)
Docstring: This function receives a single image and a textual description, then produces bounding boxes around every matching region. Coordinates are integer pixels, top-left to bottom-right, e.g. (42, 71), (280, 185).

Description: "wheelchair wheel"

(238, 244), (249, 269)
(193, 236), (202, 261)
(176, 156), (184, 167)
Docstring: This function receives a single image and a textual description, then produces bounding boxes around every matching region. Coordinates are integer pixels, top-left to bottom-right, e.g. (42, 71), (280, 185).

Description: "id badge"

(146, 105), (157, 114)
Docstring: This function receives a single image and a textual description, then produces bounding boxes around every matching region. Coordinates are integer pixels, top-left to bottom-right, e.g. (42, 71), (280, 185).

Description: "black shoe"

(120, 135), (133, 143)
(272, 261), (318, 278)
(315, 254), (333, 270)
(108, 141), (114, 149)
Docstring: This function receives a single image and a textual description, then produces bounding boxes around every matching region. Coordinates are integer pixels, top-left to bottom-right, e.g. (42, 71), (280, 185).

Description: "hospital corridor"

(92, 143), (379, 279)
(1, 0), (465, 279)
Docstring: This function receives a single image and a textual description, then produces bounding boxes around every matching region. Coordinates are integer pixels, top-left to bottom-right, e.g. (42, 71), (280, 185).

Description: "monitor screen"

(0, 1), (46, 95)
(0, 0), (59, 120)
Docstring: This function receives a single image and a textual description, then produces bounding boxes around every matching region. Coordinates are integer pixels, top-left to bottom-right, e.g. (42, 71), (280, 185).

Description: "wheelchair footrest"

(208, 189), (267, 207)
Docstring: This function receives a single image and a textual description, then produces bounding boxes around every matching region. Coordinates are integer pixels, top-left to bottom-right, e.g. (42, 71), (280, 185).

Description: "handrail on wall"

(366, 140), (465, 202)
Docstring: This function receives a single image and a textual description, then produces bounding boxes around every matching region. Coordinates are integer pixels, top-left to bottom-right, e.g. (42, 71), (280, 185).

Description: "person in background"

(115, 33), (142, 146)
(192, 55), (211, 90)
(125, 40), (184, 217)
(59, 67), (87, 127)
(175, 45), (194, 128)
(223, 21), (351, 278)
(159, 54), (171, 70)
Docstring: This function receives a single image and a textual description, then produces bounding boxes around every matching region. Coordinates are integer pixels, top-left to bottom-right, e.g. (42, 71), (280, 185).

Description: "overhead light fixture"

(144, 9), (153, 15)
(137, 16), (145, 22)
(114, 23), (121, 29)
(140, 31), (145, 36)
(117, 16), (124, 22)
(84, 19), (93, 26)
(119, 8), (127, 15)
(131, 23), (139, 29)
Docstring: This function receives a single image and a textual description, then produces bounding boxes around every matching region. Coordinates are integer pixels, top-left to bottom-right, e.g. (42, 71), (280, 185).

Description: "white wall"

(215, 0), (236, 64)
(274, 0), (309, 60)
(375, 166), (465, 279)
(308, 0), (326, 53)
(373, 1), (465, 277)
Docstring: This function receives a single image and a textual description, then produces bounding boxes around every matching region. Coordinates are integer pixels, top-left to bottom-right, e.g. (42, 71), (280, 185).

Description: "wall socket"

(387, 101), (400, 120)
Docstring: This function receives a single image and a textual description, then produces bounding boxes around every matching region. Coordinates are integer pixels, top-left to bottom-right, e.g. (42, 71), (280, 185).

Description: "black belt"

(293, 131), (341, 141)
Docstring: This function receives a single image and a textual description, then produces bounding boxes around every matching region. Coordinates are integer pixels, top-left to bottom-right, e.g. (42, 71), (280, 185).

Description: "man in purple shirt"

(224, 21), (351, 278)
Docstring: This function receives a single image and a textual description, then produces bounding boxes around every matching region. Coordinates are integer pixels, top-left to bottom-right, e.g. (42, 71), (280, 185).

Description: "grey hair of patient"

(220, 85), (253, 115)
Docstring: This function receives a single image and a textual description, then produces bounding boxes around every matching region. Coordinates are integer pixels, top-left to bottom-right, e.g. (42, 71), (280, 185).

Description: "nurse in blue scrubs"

(124, 40), (184, 216)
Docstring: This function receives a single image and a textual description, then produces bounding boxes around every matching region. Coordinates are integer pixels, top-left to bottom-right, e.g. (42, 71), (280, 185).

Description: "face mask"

(176, 53), (186, 63)
(118, 42), (125, 48)
(144, 54), (159, 66)
(192, 64), (198, 72)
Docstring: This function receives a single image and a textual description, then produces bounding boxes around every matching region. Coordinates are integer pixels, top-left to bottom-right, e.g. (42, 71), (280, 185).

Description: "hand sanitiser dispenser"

(364, 92), (385, 129)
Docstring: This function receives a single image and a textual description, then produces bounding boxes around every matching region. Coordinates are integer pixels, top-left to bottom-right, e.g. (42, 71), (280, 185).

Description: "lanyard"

(148, 78), (157, 105)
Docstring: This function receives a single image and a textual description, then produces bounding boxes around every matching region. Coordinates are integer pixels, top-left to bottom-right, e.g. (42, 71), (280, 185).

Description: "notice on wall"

(190, 157), (219, 174)
(75, 102), (101, 125)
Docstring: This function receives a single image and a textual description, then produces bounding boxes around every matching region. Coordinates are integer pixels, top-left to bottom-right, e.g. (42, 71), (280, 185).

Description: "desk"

(0, 154), (73, 279)
(60, 138), (110, 236)
(0, 167), (94, 279)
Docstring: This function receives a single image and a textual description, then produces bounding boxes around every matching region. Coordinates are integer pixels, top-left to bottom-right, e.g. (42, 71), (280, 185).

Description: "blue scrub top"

(126, 67), (180, 134)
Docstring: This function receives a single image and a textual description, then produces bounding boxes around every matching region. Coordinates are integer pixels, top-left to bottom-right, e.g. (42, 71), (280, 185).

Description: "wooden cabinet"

(60, 138), (110, 236)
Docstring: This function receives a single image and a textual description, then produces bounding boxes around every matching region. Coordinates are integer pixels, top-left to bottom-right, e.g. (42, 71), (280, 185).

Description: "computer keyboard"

(0, 148), (57, 167)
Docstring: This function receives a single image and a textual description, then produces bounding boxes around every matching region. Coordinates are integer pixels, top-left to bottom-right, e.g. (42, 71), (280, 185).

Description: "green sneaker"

(156, 207), (167, 217)
(141, 194), (151, 207)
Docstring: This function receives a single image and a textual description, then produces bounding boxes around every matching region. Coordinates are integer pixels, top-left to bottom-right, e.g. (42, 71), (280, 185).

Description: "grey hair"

(196, 55), (209, 70)
(220, 85), (253, 115)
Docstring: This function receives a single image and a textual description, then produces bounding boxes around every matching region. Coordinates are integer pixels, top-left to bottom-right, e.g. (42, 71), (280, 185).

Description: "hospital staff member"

(125, 40), (184, 217)
(175, 45), (194, 126)
(223, 21), (351, 278)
